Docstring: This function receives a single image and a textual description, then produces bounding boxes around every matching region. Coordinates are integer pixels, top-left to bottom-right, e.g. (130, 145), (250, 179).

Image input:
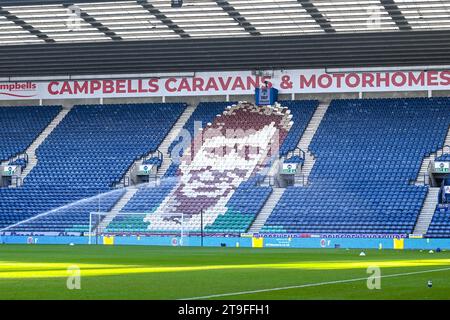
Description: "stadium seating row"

(3, 98), (450, 237)
(0, 105), (61, 161)
(0, 103), (186, 232)
(263, 98), (450, 235)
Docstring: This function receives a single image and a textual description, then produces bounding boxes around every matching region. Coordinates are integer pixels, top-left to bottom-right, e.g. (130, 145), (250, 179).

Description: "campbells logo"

(0, 82), (37, 97)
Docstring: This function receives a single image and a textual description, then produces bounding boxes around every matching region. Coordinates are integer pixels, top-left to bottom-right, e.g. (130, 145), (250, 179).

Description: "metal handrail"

(14, 176), (22, 187)
(421, 172), (430, 186)
(124, 176), (130, 187)
(294, 173), (307, 186)
(18, 152), (29, 163)
(285, 147), (305, 161)
(257, 175), (274, 187)
(439, 145), (450, 157)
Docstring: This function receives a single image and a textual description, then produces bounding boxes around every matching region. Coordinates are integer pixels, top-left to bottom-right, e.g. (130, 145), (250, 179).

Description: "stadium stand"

(427, 204), (450, 238)
(0, 105), (61, 162)
(119, 102), (236, 218)
(108, 100), (317, 234)
(261, 98), (450, 235)
(4, 98), (450, 237)
(141, 101), (292, 233)
(1, 103), (186, 232)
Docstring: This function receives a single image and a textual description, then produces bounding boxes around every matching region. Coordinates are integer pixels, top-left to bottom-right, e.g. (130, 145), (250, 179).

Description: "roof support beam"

(137, 0), (190, 38)
(0, 0), (135, 5)
(0, 6), (55, 43)
(63, 3), (122, 41)
(380, 0), (412, 31)
(214, 0), (261, 36)
(297, 0), (335, 33)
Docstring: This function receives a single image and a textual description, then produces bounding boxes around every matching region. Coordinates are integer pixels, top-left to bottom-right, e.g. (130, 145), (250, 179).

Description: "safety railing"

(283, 147), (306, 170)
(438, 145), (450, 158)
(294, 173), (308, 186)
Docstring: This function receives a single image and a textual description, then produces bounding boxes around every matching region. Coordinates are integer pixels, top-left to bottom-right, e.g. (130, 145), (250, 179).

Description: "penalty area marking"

(179, 266), (450, 300)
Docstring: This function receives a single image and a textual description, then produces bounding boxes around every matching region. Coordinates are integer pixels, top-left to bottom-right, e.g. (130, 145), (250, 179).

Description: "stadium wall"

(1, 235), (449, 250)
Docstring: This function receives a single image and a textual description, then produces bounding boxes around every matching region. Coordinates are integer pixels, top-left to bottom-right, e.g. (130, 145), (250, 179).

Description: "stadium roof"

(0, 0), (449, 45)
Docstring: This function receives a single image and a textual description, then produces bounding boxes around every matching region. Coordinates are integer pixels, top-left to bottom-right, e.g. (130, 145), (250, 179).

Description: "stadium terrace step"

(413, 187), (440, 235)
(119, 104), (195, 185)
(1, 103), (186, 232)
(20, 107), (72, 183)
(261, 98), (450, 235)
(157, 105), (197, 177)
(296, 102), (330, 184)
(248, 188), (285, 234)
(97, 187), (139, 232)
(143, 102), (294, 233)
(0, 105), (62, 169)
(415, 125), (450, 185)
(262, 100), (319, 185)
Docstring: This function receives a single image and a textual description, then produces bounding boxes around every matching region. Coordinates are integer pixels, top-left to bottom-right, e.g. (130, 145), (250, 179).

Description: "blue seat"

(261, 97), (450, 235)
(1, 103), (186, 232)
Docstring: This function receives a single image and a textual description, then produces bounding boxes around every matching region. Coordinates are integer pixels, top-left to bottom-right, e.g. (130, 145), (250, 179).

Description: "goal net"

(88, 211), (192, 246)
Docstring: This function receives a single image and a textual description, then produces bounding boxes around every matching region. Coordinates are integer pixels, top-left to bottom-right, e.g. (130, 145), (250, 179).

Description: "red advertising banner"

(1, 68), (449, 100)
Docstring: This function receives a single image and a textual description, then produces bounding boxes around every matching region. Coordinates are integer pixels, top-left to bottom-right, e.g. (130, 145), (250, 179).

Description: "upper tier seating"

(262, 98), (450, 235)
(0, 105), (61, 161)
(1, 103), (186, 232)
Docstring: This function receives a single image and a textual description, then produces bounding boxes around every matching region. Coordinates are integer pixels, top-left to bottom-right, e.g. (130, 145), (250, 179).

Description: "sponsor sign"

(281, 163), (297, 175)
(434, 161), (450, 173)
(257, 233), (408, 239)
(240, 233), (254, 238)
(2, 165), (18, 176)
(138, 165), (152, 175)
(264, 237), (291, 248)
(2, 68), (450, 100)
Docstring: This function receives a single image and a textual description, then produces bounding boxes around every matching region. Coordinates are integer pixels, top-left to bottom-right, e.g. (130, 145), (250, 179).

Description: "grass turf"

(0, 244), (449, 300)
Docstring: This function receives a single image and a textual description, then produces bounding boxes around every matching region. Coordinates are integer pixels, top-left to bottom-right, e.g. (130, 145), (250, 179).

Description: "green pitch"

(0, 244), (449, 300)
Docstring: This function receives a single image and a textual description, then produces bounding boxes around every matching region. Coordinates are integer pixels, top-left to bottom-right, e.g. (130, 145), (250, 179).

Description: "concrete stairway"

(261, 101), (330, 186)
(248, 187), (285, 234)
(97, 187), (139, 232)
(295, 101), (330, 183)
(18, 108), (72, 183)
(415, 125), (450, 185)
(413, 187), (440, 235)
(157, 105), (197, 177)
(261, 158), (281, 186)
(120, 104), (196, 185)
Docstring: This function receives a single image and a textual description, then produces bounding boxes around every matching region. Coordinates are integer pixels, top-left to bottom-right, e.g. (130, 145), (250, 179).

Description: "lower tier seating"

(427, 204), (450, 237)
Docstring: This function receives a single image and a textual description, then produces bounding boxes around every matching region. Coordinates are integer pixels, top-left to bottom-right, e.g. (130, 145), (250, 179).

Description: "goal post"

(88, 211), (192, 246)
(88, 211), (108, 245)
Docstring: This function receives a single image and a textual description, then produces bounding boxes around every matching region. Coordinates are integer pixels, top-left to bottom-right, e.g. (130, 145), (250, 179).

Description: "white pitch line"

(179, 266), (450, 300)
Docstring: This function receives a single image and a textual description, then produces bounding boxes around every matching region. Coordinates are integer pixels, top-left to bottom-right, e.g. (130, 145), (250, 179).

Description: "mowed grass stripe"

(180, 266), (450, 300)
(0, 245), (449, 299)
